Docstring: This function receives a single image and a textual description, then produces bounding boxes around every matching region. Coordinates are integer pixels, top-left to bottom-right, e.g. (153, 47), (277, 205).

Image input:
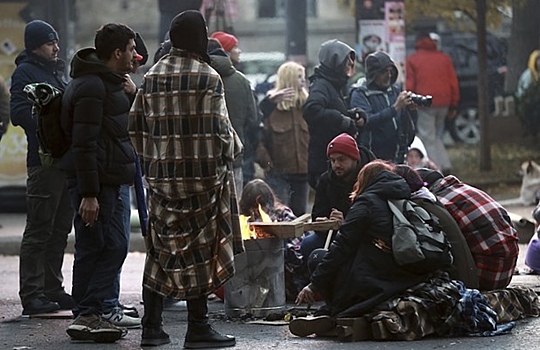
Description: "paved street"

(2, 212), (540, 349)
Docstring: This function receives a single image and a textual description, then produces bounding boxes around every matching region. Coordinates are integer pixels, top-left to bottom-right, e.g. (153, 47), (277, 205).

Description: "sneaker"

(102, 307), (141, 329)
(120, 303), (139, 318)
(22, 296), (60, 316)
(67, 313), (125, 343)
(289, 315), (335, 337)
(45, 292), (76, 310)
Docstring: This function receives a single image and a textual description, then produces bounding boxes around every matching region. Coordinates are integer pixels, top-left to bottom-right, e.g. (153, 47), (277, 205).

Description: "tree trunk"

(505, 0), (540, 93)
(477, 0), (491, 171)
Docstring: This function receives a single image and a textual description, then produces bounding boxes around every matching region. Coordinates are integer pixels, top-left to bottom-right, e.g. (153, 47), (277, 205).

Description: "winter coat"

(60, 47), (135, 197)
(128, 47), (243, 299)
(210, 52), (257, 167)
(405, 37), (459, 108)
(310, 171), (428, 317)
(311, 146), (376, 223)
(10, 50), (67, 167)
(257, 96), (309, 175)
(350, 52), (416, 163)
(303, 39), (358, 180)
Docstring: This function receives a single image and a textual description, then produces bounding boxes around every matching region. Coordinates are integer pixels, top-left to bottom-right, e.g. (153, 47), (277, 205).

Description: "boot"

(141, 288), (170, 347)
(184, 295), (235, 349)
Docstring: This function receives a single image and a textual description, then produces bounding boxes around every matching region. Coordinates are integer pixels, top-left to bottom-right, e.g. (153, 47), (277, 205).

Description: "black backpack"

(387, 198), (453, 275)
(24, 83), (69, 159)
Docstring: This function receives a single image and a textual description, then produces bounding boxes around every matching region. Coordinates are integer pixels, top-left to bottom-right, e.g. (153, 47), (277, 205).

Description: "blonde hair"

(271, 61), (308, 111)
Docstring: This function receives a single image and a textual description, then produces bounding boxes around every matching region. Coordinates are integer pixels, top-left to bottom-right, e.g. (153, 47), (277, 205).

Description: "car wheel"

(454, 107), (480, 144)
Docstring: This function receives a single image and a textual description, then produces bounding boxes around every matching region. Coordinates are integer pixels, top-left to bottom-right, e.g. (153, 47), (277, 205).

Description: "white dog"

(500, 160), (540, 206)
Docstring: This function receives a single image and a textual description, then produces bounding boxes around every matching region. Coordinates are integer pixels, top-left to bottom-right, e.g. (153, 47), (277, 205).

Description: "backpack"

(387, 198), (453, 275)
(24, 82), (69, 159)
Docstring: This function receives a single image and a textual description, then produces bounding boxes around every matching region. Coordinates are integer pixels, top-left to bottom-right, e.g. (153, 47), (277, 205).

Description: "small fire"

(239, 204), (273, 240)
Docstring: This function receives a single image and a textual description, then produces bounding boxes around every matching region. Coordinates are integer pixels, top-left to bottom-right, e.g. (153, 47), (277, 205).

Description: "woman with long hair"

(290, 160), (428, 337)
(257, 61), (310, 216)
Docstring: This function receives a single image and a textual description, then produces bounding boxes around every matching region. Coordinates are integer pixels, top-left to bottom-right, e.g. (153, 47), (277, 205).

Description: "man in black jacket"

(61, 23), (136, 343)
(10, 20), (75, 316)
(300, 133), (375, 259)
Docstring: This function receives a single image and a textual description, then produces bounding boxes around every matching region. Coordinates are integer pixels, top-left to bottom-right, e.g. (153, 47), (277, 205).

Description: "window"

(258, 0), (317, 18)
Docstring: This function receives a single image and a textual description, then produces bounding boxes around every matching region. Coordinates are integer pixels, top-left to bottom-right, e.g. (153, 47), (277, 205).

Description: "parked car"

(406, 31), (508, 144)
(236, 51), (286, 101)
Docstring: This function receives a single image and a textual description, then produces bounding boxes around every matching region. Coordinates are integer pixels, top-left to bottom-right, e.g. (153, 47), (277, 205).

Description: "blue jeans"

(19, 165), (73, 306)
(266, 173), (309, 216)
(102, 184), (131, 312)
(68, 180), (128, 316)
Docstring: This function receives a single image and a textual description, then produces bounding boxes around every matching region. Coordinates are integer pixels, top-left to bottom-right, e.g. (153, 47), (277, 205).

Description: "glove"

(347, 107), (367, 122)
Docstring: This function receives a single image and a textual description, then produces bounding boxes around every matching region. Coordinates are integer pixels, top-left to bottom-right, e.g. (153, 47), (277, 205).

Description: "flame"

(239, 204), (274, 240)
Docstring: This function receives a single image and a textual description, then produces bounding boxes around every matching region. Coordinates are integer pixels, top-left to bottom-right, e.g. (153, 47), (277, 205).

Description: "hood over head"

(169, 10), (211, 64)
(364, 51), (398, 86)
(313, 39), (355, 86)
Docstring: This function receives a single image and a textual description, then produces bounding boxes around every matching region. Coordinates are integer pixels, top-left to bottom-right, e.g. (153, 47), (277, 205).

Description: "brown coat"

(258, 106), (309, 175)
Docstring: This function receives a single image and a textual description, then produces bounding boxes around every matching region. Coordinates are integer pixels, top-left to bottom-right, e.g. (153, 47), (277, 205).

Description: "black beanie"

(169, 10), (211, 64)
(416, 168), (444, 188)
(24, 20), (59, 51)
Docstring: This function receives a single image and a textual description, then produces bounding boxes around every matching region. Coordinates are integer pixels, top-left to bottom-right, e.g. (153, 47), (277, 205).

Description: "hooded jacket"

(303, 39), (358, 180)
(405, 36), (459, 108)
(350, 51), (416, 163)
(311, 171), (427, 317)
(10, 50), (66, 167)
(517, 49), (540, 98)
(60, 47), (135, 197)
(210, 52), (257, 167)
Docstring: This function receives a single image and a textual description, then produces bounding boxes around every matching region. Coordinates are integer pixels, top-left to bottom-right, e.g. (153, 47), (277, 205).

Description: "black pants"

(19, 165), (73, 306)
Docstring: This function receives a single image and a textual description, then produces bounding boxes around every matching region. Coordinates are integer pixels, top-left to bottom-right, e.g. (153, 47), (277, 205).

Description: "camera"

(410, 93), (433, 107)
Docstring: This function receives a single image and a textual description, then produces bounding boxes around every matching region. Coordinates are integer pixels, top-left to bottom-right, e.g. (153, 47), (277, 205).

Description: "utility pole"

(476, 0), (491, 170)
(286, 0), (307, 65)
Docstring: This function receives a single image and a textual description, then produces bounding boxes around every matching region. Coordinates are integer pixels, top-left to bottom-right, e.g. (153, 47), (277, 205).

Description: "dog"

(500, 160), (540, 206)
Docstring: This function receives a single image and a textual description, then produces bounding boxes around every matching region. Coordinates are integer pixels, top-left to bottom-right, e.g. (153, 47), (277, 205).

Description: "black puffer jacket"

(61, 47), (135, 197)
(303, 39), (358, 181)
(10, 51), (66, 167)
(311, 171), (427, 317)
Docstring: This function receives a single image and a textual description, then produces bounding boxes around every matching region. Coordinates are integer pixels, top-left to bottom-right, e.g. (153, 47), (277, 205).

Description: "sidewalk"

(0, 212), (146, 256)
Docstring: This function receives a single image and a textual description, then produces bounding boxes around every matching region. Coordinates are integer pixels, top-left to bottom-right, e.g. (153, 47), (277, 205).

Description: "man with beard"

(300, 133), (375, 259)
(350, 51), (417, 164)
(9, 19), (75, 316)
(61, 23), (137, 343)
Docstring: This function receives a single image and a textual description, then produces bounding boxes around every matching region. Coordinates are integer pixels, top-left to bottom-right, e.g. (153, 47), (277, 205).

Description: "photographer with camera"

(406, 32), (459, 174)
(350, 51), (417, 163)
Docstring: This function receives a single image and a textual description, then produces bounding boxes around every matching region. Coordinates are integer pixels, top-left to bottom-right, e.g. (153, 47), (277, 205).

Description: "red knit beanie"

(327, 133), (360, 160)
(210, 31), (238, 52)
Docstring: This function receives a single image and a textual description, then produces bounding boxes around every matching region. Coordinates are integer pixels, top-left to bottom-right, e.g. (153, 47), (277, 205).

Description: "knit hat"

(327, 133), (360, 160)
(24, 20), (59, 51)
(416, 168), (444, 188)
(394, 165), (425, 192)
(210, 31), (238, 52)
(169, 10), (211, 64)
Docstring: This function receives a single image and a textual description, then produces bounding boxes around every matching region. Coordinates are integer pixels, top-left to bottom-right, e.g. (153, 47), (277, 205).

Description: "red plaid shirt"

(432, 176), (519, 290)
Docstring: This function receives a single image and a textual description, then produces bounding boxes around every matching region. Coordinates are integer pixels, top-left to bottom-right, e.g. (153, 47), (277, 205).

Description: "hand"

(123, 74), (137, 95)
(329, 208), (344, 226)
(267, 87), (295, 103)
(393, 91), (411, 111)
(296, 284), (316, 306)
(446, 107), (458, 120)
(347, 108), (367, 127)
(80, 197), (99, 227)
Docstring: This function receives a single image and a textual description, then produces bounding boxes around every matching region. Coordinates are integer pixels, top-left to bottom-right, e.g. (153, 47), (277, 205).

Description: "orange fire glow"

(239, 204), (273, 240)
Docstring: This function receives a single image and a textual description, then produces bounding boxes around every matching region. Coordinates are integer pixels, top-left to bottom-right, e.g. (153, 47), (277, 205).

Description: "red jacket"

(406, 37), (459, 108)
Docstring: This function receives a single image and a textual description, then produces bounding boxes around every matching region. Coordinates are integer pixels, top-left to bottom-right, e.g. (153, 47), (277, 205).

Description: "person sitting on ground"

(239, 179), (309, 301)
(393, 164), (479, 288)
(291, 160), (432, 337)
(300, 133), (375, 260)
(417, 168), (519, 291)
